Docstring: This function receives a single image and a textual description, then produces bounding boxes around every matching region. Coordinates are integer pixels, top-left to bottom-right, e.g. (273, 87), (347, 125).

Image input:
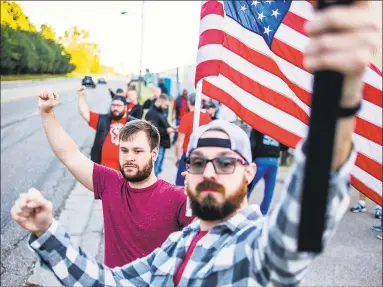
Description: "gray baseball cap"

(187, 120), (252, 164)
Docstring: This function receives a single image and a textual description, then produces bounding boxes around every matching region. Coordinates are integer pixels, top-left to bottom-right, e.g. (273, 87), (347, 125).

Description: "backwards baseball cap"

(187, 120), (252, 164)
(112, 95), (127, 105)
(116, 88), (124, 93)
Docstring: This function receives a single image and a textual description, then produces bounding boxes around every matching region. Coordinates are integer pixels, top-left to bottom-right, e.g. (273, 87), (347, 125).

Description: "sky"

(18, 1), (202, 74)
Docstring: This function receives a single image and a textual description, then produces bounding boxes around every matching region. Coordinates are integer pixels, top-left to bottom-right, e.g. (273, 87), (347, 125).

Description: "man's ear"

(245, 163), (256, 185)
(152, 146), (159, 161)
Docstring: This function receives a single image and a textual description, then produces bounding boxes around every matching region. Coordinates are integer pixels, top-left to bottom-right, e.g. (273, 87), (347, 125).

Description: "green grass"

(0, 74), (74, 82)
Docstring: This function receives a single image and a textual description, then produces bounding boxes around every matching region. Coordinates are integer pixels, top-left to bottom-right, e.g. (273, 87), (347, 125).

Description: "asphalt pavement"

(0, 78), (127, 286)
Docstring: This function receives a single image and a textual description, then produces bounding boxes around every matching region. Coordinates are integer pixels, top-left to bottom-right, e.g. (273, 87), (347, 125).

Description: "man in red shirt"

(175, 93), (211, 186)
(78, 86), (133, 170)
(35, 90), (194, 267)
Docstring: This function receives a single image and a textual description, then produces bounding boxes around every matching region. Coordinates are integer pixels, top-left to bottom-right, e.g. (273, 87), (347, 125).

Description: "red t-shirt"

(93, 163), (195, 268)
(173, 231), (208, 286)
(127, 102), (136, 112)
(173, 96), (189, 120)
(178, 111), (212, 154)
(89, 111), (126, 170)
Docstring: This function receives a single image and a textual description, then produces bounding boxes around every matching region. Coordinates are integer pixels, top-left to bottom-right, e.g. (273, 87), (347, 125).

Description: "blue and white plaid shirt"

(29, 143), (357, 286)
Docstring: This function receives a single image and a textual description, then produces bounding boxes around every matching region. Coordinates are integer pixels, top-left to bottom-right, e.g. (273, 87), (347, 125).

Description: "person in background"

(31, 91), (194, 267)
(158, 78), (168, 95)
(77, 86), (135, 170)
(175, 93), (211, 186)
(143, 87), (161, 110)
(350, 193), (382, 219)
(247, 128), (289, 215)
(108, 88), (125, 99)
(172, 89), (189, 144)
(126, 90), (143, 119)
(145, 94), (176, 175)
(203, 100), (218, 120)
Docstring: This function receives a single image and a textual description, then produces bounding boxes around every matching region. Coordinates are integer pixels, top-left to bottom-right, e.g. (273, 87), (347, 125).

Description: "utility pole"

(138, 1), (145, 100)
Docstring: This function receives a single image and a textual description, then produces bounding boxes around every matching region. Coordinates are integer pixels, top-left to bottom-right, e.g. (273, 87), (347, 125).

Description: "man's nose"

(202, 162), (217, 180)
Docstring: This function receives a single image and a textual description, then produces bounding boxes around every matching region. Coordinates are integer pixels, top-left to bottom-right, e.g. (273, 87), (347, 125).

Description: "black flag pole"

(298, 0), (355, 252)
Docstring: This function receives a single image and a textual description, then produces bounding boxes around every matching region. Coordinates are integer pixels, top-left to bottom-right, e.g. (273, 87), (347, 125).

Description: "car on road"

(82, 76), (96, 88)
(98, 78), (107, 84)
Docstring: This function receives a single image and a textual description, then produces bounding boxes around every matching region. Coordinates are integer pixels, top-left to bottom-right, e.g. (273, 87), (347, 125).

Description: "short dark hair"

(158, 93), (168, 101)
(119, 120), (160, 150)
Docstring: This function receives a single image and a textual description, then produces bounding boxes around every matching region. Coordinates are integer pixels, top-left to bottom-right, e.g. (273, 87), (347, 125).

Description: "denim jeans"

(247, 157), (279, 215)
(175, 153), (187, 186)
(154, 146), (166, 176)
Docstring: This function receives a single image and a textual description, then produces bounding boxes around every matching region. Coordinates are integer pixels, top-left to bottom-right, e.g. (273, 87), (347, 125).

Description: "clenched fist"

(78, 86), (86, 97)
(11, 188), (53, 237)
(304, 1), (379, 107)
(38, 90), (59, 114)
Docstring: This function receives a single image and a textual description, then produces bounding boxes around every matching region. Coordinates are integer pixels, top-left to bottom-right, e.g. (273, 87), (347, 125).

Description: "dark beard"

(120, 159), (153, 182)
(111, 112), (124, 121)
(187, 177), (247, 221)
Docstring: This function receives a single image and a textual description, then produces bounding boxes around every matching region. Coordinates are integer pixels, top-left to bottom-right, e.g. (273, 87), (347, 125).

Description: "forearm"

(256, 141), (356, 285)
(78, 95), (90, 122)
(29, 220), (151, 286)
(176, 141), (183, 160)
(332, 117), (355, 171)
(41, 112), (80, 162)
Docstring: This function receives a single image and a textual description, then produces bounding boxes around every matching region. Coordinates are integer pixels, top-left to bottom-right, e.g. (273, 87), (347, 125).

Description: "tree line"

(1, 1), (110, 75)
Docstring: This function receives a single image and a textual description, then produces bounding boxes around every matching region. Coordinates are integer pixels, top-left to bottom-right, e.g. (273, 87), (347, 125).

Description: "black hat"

(112, 95), (127, 105)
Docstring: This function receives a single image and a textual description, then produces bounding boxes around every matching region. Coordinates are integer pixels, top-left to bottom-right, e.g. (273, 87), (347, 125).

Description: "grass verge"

(0, 74), (73, 82)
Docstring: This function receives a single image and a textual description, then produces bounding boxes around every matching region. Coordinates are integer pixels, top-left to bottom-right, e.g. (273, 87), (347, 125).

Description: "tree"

(40, 24), (56, 41)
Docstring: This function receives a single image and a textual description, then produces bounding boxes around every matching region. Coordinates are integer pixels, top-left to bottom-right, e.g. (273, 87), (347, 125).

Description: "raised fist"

(38, 90), (59, 114)
(11, 188), (53, 237)
(78, 86), (86, 97)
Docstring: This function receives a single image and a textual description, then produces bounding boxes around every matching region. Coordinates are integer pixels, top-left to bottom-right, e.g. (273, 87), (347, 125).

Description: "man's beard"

(120, 158), (153, 182)
(111, 110), (124, 120)
(187, 177), (247, 221)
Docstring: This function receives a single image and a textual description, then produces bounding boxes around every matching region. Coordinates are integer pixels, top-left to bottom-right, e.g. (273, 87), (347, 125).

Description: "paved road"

(0, 79), (127, 286)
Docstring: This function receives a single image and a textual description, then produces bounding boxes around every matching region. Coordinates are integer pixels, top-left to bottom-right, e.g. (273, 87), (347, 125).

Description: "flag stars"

(265, 0), (274, 5)
(263, 25), (272, 36)
(257, 11), (266, 21)
(271, 9), (280, 19)
(251, 0), (260, 7)
(240, 5), (247, 12)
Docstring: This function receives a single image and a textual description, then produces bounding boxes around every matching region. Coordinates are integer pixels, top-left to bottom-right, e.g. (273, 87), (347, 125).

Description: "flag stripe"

(200, 0), (224, 19)
(351, 166), (382, 197)
(202, 78), (302, 146)
(282, 11), (308, 37)
(198, 29), (224, 48)
(219, 61), (310, 124)
(195, 60), (221, 85)
(221, 47), (311, 115)
(356, 153), (383, 182)
(224, 33), (312, 106)
(351, 176), (382, 205)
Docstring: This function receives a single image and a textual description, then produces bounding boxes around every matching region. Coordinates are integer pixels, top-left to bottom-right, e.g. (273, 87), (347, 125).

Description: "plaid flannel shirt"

(29, 142), (357, 286)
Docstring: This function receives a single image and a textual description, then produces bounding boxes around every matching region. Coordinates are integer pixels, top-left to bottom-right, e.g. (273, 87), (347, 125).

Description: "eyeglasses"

(185, 156), (247, 175)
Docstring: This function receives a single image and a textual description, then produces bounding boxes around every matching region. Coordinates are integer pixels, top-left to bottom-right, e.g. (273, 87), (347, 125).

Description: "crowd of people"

(10, 2), (382, 286)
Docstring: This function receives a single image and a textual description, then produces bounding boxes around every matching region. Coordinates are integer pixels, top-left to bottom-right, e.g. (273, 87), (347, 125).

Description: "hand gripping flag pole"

(298, 0), (355, 252)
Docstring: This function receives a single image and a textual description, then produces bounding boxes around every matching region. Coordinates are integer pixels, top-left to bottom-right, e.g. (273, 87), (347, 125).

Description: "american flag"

(195, 0), (382, 204)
